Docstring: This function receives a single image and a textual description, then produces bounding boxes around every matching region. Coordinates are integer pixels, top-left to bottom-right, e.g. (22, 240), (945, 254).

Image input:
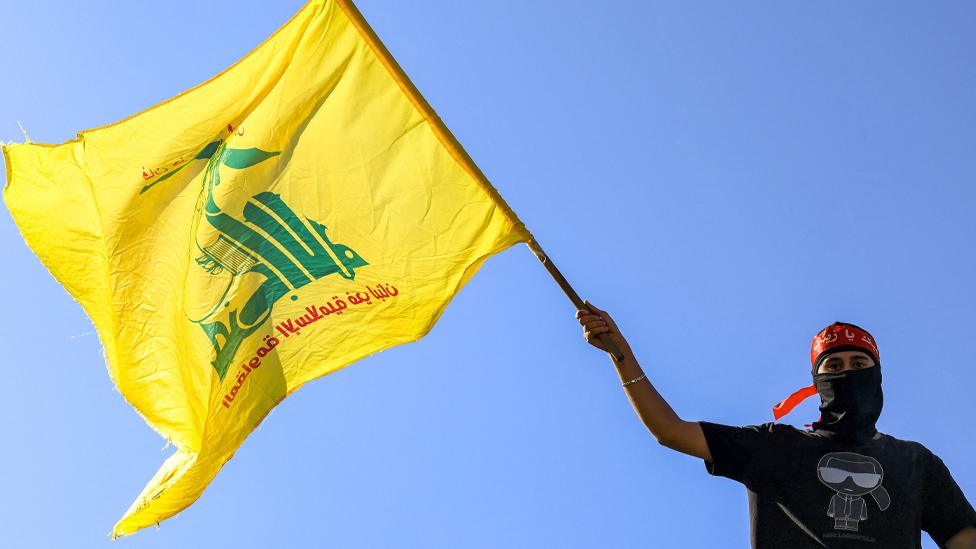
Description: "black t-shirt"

(699, 421), (976, 548)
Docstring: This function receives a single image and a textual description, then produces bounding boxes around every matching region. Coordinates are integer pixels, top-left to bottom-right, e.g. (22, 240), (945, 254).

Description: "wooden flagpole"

(526, 238), (626, 362)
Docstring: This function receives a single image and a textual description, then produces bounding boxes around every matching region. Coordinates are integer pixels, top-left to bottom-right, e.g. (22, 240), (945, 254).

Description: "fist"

(575, 301), (624, 352)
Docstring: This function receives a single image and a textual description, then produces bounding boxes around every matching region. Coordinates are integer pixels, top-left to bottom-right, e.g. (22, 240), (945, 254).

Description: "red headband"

(772, 322), (880, 421)
(811, 323), (880, 370)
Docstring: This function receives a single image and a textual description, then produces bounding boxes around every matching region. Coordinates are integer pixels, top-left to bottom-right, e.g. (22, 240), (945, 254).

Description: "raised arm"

(576, 302), (711, 461)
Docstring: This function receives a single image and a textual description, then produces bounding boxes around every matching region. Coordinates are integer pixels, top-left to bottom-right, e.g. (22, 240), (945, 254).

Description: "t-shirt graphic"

(816, 452), (891, 532)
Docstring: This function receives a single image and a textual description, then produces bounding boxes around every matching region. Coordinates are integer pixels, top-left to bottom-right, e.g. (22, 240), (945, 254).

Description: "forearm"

(578, 303), (710, 460)
(611, 351), (683, 441)
(613, 351), (711, 459)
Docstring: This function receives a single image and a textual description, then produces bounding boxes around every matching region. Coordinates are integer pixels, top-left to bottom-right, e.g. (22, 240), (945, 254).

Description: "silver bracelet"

(622, 373), (646, 387)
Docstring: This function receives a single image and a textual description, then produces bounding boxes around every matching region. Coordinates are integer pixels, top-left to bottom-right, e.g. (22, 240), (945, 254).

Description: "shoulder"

(746, 421), (821, 440)
(698, 422), (818, 487)
(701, 421), (802, 434)
(875, 431), (935, 456)
(698, 421), (812, 445)
(873, 431), (941, 469)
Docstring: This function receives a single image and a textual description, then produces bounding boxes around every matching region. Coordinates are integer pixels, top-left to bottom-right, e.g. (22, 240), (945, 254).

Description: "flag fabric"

(2, 0), (529, 537)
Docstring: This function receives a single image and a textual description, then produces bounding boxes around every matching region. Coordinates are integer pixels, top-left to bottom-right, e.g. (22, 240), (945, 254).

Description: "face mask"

(811, 366), (883, 439)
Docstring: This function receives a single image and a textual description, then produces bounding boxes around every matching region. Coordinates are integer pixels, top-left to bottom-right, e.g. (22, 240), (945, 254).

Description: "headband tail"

(772, 384), (818, 420)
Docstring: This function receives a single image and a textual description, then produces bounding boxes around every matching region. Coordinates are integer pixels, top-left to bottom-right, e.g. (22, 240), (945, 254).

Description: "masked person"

(576, 305), (976, 549)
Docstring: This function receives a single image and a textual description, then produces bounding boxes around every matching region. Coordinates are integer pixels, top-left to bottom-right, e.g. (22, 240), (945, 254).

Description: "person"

(576, 303), (976, 548)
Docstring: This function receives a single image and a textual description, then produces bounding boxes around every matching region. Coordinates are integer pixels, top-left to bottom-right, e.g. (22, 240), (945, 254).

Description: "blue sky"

(1, 1), (974, 547)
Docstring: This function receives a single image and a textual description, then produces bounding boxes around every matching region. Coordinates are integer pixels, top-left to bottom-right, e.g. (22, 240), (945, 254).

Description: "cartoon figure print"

(817, 452), (891, 532)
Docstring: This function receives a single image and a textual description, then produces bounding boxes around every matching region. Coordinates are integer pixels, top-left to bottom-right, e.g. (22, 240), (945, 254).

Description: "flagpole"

(526, 238), (626, 362)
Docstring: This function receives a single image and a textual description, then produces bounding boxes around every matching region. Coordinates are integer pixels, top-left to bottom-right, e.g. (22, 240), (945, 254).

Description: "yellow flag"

(3, 0), (529, 537)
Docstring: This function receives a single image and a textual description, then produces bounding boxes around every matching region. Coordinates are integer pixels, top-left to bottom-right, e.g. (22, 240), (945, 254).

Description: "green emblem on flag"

(186, 139), (367, 379)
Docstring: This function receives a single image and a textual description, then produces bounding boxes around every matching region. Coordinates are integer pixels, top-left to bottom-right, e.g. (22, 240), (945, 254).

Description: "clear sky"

(1, 1), (974, 547)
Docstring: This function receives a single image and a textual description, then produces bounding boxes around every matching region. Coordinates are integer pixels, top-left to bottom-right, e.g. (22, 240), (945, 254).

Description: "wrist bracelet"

(622, 373), (646, 387)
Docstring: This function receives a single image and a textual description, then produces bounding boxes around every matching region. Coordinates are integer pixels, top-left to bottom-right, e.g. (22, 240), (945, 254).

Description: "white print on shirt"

(816, 452), (892, 532)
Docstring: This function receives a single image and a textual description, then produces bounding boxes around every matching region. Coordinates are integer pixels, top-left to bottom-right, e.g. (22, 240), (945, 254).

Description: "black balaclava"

(811, 347), (883, 440)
